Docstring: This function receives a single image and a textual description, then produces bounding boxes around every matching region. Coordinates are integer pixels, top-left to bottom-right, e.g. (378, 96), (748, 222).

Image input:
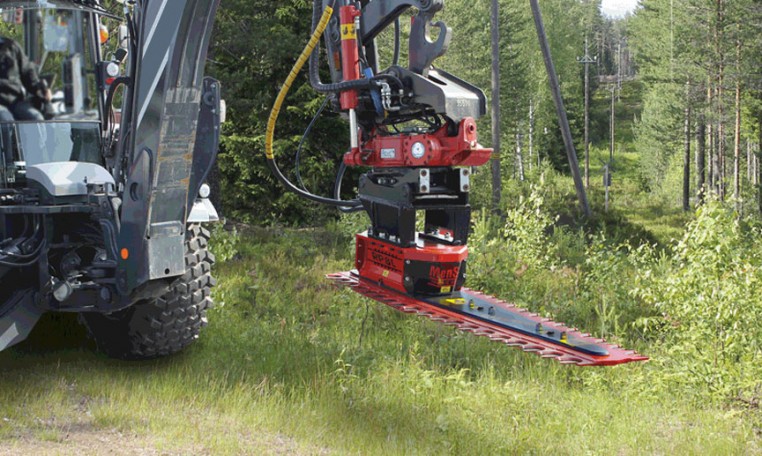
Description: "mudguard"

(0, 291), (40, 352)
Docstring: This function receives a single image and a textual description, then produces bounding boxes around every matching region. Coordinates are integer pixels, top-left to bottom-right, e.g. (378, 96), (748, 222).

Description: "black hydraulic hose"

(295, 97), (330, 190)
(0, 217), (45, 267)
(0, 242), (45, 267)
(267, 159), (362, 208)
(308, 0), (376, 94)
(393, 18), (401, 66)
(334, 161), (364, 213)
(0, 237), (44, 261)
(104, 77), (131, 132)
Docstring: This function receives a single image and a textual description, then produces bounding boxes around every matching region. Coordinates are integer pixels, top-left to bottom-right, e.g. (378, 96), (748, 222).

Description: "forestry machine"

(0, 0), (220, 358)
(0, 0), (645, 366)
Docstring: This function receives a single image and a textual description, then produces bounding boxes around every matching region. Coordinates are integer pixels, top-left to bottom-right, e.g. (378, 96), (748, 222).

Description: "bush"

(634, 201), (762, 401)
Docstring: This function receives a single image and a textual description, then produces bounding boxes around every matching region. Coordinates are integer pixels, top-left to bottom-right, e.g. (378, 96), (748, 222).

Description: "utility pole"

(530, 0), (591, 217)
(610, 85), (615, 163)
(578, 36), (596, 189)
(616, 38), (622, 101)
(490, 0), (502, 215)
(604, 163), (611, 212)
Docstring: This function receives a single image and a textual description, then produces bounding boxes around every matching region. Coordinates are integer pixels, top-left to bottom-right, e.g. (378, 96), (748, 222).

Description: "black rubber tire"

(82, 224), (216, 359)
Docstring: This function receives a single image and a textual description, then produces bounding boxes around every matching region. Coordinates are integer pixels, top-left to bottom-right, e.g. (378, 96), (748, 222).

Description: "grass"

(1, 226), (760, 454)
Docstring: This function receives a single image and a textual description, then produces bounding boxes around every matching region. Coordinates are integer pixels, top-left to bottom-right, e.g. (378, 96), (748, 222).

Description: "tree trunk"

(716, 87), (727, 201)
(716, 0), (726, 200)
(683, 94), (691, 212)
(708, 84), (715, 192)
(733, 36), (741, 204)
(529, 100), (535, 172)
(714, 121), (722, 195)
(697, 113), (706, 204)
(758, 114), (762, 213)
(747, 140), (752, 183)
(490, 0), (501, 214)
(516, 134), (525, 181)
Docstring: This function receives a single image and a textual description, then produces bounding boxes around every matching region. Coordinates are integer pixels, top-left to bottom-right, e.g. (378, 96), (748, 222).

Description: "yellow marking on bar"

(341, 23), (356, 40)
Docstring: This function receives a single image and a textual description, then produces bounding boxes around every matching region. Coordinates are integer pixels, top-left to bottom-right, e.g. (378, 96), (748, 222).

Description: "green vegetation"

(1, 221), (761, 454)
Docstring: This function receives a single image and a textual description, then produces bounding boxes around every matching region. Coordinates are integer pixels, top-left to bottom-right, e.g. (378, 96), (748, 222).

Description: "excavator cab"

(0, 2), (119, 186)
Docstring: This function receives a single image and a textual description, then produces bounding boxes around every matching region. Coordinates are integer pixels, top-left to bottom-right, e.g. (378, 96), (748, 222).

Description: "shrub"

(634, 201), (762, 401)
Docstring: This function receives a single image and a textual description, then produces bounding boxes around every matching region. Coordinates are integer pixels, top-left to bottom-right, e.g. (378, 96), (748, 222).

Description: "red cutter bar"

(327, 271), (648, 367)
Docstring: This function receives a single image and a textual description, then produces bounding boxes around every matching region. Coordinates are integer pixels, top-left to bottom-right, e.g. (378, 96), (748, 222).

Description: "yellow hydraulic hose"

(265, 6), (334, 160)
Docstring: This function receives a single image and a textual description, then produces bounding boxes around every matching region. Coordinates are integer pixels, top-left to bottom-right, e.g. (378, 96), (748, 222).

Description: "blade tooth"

(540, 351), (564, 358)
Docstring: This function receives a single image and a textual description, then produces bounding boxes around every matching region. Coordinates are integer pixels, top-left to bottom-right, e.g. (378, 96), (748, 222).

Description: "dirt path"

(0, 423), (322, 455)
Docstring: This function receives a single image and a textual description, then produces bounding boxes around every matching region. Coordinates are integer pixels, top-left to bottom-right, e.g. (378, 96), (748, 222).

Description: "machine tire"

(82, 224), (216, 359)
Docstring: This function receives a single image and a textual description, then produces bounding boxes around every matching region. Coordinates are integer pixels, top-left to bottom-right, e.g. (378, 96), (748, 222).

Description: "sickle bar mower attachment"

(327, 271), (648, 367)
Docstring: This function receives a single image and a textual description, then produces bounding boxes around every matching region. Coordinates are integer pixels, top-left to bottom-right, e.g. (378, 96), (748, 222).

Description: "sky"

(601, 0), (639, 17)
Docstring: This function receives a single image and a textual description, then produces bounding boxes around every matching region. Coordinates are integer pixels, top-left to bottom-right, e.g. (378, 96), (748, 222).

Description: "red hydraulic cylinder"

(339, 5), (361, 110)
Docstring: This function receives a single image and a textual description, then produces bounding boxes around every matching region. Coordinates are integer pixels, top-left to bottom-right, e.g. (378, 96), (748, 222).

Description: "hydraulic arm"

(269, 0), (646, 366)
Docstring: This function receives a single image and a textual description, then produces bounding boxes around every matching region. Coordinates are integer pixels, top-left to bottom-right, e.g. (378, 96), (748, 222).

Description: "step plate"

(327, 271), (648, 366)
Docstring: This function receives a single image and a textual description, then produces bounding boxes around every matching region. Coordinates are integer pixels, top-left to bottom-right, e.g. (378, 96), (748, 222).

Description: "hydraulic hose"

(265, 4), (362, 208)
(393, 18), (401, 66)
(334, 161), (364, 213)
(295, 97), (330, 190)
